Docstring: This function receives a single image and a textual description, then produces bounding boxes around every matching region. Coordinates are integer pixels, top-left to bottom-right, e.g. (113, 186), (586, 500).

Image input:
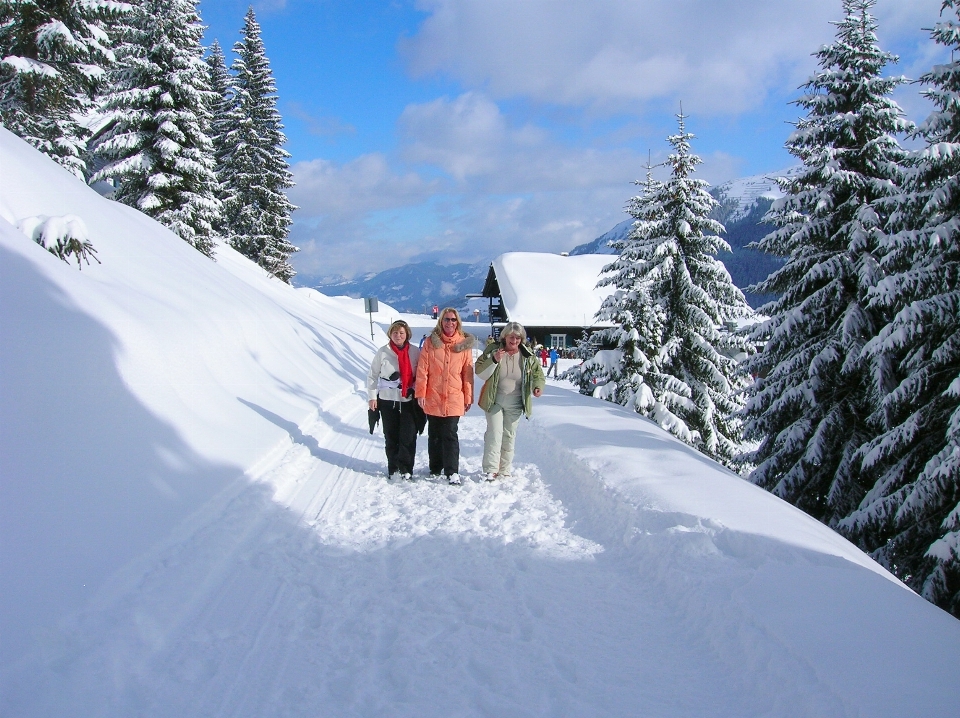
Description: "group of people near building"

(367, 308), (545, 485)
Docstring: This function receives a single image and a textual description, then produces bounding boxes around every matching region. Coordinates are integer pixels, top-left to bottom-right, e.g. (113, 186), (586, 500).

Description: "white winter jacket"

(367, 342), (420, 403)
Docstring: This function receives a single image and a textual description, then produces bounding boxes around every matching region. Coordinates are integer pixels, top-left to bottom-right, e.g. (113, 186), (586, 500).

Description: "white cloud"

(288, 154), (446, 280)
(402, 0), (944, 115)
(289, 153), (440, 217)
(290, 92), (750, 280)
(398, 92), (644, 192)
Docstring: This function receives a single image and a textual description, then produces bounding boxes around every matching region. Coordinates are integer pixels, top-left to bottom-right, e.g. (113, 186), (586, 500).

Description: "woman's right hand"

(368, 399), (377, 411)
(493, 348), (504, 363)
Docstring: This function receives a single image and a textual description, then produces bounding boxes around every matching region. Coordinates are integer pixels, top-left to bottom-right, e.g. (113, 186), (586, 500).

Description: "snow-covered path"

(2, 386), (672, 716)
(7, 380), (959, 717)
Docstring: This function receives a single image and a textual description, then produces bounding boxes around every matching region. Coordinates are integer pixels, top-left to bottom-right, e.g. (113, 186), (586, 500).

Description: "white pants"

(482, 393), (524, 475)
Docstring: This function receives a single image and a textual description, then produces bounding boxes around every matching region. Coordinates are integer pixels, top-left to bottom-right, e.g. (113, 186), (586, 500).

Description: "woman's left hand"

(533, 388), (542, 398)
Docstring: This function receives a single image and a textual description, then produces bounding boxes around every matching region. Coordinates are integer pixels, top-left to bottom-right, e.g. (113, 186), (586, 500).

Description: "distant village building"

(480, 252), (616, 348)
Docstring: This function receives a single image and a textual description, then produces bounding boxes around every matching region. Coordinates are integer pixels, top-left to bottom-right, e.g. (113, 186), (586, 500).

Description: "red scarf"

(390, 341), (413, 397)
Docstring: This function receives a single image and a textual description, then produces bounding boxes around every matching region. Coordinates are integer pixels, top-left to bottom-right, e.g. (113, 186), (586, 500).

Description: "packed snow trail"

(6, 380), (959, 717)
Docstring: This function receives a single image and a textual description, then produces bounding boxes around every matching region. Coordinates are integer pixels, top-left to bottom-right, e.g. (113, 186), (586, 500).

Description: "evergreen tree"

(562, 329), (617, 397)
(743, 0), (911, 523)
(205, 39), (232, 215)
(0, 0), (128, 177)
(591, 158), (665, 413)
(89, 0), (221, 257)
(221, 7), (297, 282)
(595, 113), (754, 467)
(840, 0), (960, 617)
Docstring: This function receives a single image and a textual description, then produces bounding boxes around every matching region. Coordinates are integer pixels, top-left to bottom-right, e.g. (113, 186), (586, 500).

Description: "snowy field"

(2, 127), (960, 717)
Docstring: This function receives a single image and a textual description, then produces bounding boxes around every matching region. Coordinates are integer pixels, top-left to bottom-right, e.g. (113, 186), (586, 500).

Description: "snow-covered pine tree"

(220, 7), (297, 282)
(0, 0), (128, 177)
(743, 0), (911, 523)
(205, 39), (232, 215)
(562, 328), (616, 397)
(840, 0), (960, 617)
(595, 112), (754, 467)
(89, 0), (221, 257)
(591, 157), (664, 413)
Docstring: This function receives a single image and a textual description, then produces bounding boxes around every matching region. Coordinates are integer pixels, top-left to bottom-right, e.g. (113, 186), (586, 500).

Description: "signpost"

(363, 296), (378, 341)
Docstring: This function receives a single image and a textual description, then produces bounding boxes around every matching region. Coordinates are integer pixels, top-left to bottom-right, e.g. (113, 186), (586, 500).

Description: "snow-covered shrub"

(18, 214), (99, 268)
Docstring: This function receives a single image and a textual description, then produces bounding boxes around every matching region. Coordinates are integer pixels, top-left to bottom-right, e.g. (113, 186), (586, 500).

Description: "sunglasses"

(442, 317), (458, 323)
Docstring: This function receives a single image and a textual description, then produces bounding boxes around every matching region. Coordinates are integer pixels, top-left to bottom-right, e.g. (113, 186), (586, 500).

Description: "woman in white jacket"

(367, 320), (420, 480)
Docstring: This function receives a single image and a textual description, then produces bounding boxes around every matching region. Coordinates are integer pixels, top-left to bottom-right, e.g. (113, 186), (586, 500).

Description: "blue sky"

(198, 0), (945, 282)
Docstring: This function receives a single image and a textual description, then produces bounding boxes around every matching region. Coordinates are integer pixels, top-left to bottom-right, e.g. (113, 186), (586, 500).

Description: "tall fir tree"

(221, 7), (297, 282)
(594, 113), (754, 467)
(0, 0), (128, 177)
(205, 39), (233, 233)
(589, 158), (665, 411)
(743, 0), (911, 523)
(89, 0), (221, 257)
(840, 0), (960, 617)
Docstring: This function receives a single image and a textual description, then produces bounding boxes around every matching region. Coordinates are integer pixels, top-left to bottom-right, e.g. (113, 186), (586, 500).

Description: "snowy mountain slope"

(568, 218), (632, 256)
(711, 167), (796, 224)
(2, 130), (960, 717)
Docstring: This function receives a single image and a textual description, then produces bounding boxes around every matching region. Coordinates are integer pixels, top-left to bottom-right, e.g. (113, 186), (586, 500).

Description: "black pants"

(427, 415), (460, 476)
(380, 400), (418, 475)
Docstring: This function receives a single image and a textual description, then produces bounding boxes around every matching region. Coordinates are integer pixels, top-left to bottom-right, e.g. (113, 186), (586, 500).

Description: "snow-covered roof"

(491, 252), (615, 328)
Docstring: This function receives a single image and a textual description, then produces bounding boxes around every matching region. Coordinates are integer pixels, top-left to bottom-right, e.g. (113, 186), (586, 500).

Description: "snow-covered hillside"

(2, 129), (959, 717)
(711, 167), (797, 223)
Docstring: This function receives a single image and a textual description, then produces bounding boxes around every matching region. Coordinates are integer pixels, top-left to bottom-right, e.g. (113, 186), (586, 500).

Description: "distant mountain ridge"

(302, 260), (489, 313)
(303, 168), (799, 311)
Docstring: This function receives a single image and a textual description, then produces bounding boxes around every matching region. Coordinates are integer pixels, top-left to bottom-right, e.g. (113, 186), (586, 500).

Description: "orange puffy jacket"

(415, 330), (476, 417)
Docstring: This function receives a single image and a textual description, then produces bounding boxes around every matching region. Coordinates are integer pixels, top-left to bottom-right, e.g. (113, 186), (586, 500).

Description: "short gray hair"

(501, 322), (526, 341)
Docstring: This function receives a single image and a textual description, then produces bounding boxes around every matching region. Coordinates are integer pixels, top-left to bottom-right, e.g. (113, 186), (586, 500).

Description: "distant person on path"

(475, 322), (545, 481)
(547, 346), (559, 378)
(416, 308), (475, 485)
(540, 346), (548, 367)
(367, 320), (422, 481)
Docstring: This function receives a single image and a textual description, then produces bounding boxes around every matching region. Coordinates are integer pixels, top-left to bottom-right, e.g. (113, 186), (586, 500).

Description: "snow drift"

(2, 127), (959, 717)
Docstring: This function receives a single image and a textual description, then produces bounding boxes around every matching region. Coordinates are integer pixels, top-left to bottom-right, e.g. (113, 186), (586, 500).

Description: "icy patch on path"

(254, 399), (601, 559)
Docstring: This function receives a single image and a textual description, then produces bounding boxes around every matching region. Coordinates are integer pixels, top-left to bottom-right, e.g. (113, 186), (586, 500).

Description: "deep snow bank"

(0, 127), (380, 661)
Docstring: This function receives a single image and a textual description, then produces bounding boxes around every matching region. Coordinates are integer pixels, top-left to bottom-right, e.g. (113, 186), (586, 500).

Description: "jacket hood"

(430, 330), (476, 353)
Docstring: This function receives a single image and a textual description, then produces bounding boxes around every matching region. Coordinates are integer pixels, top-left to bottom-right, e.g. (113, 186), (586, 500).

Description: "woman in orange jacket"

(416, 307), (475, 484)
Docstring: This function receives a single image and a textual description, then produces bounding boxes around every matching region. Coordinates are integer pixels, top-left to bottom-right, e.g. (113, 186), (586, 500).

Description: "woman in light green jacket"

(475, 322), (545, 481)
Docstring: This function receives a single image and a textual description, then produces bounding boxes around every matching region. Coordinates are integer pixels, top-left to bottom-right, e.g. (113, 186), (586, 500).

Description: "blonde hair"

(434, 307), (463, 335)
(501, 321), (526, 342)
(387, 320), (411, 345)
